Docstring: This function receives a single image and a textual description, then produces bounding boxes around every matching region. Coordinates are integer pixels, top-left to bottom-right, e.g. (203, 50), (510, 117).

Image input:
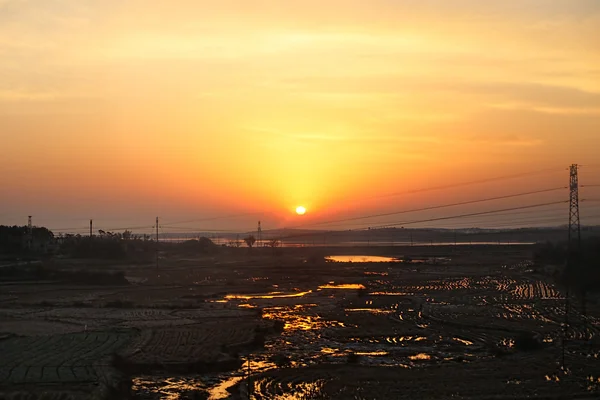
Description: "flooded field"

(325, 255), (399, 263)
(1, 245), (599, 399)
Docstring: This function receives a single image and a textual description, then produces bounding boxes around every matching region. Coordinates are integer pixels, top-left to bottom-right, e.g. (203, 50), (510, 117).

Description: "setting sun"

(296, 206), (307, 216)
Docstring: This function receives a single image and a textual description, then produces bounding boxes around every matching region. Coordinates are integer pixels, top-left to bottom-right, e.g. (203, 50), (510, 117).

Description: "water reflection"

(326, 255), (399, 262)
(209, 376), (243, 400)
(365, 271), (389, 276)
(132, 376), (206, 400)
(262, 305), (344, 331)
(319, 283), (366, 290)
(225, 290), (312, 300)
(370, 291), (415, 296)
(453, 337), (474, 346)
(355, 351), (389, 356)
(409, 353), (432, 361)
(252, 379), (326, 400)
(345, 308), (394, 315)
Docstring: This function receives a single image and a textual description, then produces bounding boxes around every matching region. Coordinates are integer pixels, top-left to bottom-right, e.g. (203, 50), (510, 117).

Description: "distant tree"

(267, 239), (280, 248)
(227, 239), (242, 248)
(0, 225), (54, 254)
(244, 235), (256, 248)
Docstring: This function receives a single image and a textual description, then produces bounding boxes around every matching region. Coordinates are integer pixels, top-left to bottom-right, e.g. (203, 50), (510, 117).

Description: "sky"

(1, 0), (599, 233)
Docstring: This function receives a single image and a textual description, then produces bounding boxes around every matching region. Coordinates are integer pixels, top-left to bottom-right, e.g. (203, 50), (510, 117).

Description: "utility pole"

(156, 217), (159, 270)
(563, 164), (581, 369)
(27, 216), (33, 251)
(247, 354), (252, 399)
(89, 219), (93, 238)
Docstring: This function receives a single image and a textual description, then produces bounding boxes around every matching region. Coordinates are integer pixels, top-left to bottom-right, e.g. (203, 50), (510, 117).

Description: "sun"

(296, 206), (307, 215)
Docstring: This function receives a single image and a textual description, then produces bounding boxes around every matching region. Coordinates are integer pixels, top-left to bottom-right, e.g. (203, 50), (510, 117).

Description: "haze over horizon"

(1, 1), (599, 232)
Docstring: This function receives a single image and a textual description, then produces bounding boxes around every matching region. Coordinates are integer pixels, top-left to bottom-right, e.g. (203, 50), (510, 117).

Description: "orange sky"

(1, 1), (599, 232)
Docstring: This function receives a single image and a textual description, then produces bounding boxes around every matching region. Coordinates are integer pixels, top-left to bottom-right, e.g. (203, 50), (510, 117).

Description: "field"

(1, 245), (599, 399)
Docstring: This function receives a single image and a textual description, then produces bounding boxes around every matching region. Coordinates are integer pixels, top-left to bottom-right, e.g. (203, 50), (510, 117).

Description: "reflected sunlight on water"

(345, 308), (394, 315)
(209, 376), (243, 400)
(133, 376), (206, 400)
(319, 283), (366, 290)
(409, 353), (432, 361)
(225, 291), (312, 300)
(355, 351), (389, 356)
(453, 337), (475, 346)
(261, 305), (343, 331)
(326, 255), (399, 262)
(369, 291), (415, 296)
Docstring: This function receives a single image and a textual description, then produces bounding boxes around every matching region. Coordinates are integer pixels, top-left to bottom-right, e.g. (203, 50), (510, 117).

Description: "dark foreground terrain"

(1, 245), (599, 399)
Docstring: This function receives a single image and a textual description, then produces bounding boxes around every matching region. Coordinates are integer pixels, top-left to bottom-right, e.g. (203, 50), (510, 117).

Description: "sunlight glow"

(296, 206), (307, 215)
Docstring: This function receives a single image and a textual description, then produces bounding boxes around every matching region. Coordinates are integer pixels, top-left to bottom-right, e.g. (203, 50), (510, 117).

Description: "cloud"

(464, 134), (544, 147)
(489, 103), (600, 116)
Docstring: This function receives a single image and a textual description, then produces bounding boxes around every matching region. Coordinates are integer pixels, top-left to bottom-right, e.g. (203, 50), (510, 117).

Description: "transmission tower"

(156, 217), (159, 269)
(257, 221), (262, 248)
(27, 216), (33, 251)
(568, 164), (581, 248)
(563, 164), (582, 369)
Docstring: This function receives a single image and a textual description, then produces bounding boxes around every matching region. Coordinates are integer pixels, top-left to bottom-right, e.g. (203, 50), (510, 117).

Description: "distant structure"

(568, 164), (581, 248)
(27, 215), (33, 251)
(563, 163), (581, 369)
(156, 217), (159, 269)
(257, 221), (262, 247)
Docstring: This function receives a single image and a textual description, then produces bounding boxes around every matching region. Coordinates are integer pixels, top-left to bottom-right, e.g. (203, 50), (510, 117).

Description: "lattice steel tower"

(27, 215), (33, 250)
(257, 221), (262, 248)
(563, 164), (582, 368)
(568, 164), (581, 248)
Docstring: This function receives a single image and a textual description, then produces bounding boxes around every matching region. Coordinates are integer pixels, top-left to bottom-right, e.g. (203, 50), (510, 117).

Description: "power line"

(160, 226), (237, 232)
(424, 211), (600, 230)
(273, 187), (566, 231)
(313, 202), (569, 230)
(264, 167), (567, 233)
(161, 212), (264, 226)
(52, 224), (154, 232)
(418, 212), (568, 228)
(370, 201), (569, 229)
(367, 167), (565, 200)
(275, 200), (568, 242)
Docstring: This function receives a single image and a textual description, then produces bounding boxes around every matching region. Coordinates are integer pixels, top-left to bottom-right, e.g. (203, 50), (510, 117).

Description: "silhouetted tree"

(244, 235), (256, 248)
(0, 225), (54, 254)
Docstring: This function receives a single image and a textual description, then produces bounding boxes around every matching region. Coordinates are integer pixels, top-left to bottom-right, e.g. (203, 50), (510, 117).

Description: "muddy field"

(1, 245), (599, 399)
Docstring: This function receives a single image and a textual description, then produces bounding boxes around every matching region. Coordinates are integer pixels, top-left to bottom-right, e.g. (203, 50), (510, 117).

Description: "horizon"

(1, 1), (599, 231)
